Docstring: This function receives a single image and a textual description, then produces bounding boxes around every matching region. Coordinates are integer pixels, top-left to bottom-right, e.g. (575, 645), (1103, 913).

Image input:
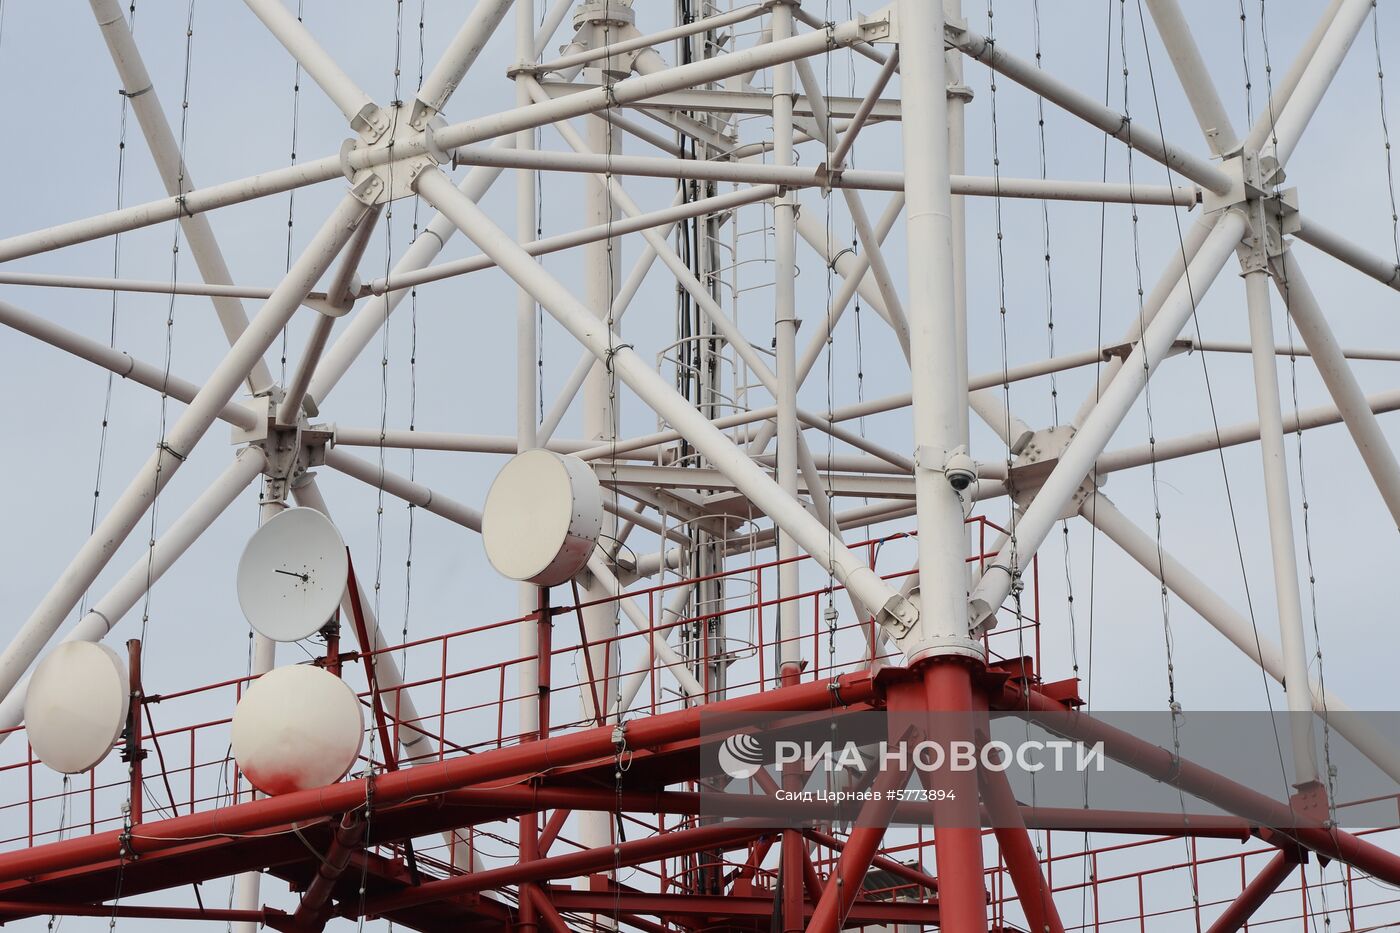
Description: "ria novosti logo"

(717, 732), (766, 779)
(715, 732), (1105, 780)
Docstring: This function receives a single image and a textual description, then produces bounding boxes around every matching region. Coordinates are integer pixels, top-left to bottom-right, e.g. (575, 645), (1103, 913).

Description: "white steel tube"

(278, 311), (336, 425)
(897, 0), (978, 661)
(0, 193), (369, 705)
(542, 4), (766, 74)
(1294, 214), (1400, 292)
(412, 0), (515, 125)
(1260, 0), (1373, 168)
(0, 16), (867, 265)
(1271, 249), (1400, 529)
(585, 556), (704, 700)
(951, 27), (1233, 195)
(432, 16), (875, 153)
(369, 185), (771, 296)
(771, 1), (802, 677)
(946, 0), (969, 450)
(415, 168), (912, 626)
(612, 583), (697, 717)
(452, 144), (1200, 204)
(1071, 210), (1218, 427)
(242, 0), (385, 133)
(969, 210), (1248, 627)
(233, 492), (285, 931)
(1143, 0), (1238, 155)
(515, 0), (542, 742)
(1082, 492), (1400, 783)
(90, 0), (275, 395)
(1244, 266), (1318, 785)
(1097, 387), (1400, 475)
(0, 298), (259, 432)
(796, 193), (905, 386)
(0, 447), (266, 724)
(527, 81), (781, 393)
(1242, 0), (1346, 154)
(309, 152), (512, 406)
(828, 48), (899, 171)
(323, 448), (483, 530)
(793, 56), (911, 357)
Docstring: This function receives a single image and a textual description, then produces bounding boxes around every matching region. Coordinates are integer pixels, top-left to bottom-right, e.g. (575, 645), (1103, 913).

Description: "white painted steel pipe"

(323, 448), (483, 531)
(770, 1), (802, 677)
(0, 297), (259, 432)
(586, 556), (704, 700)
(452, 145), (1200, 204)
(309, 149), (512, 406)
(794, 55), (910, 358)
(1294, 214), (1400, 292)
(541, 4), (766, 75)
(233, 491), (286, 931)
(613, 583), (697, 717)
(1097, 387), (1400, 475)
(0, 271), (287, 302)
(1072, 210), (1218, 428)
(951, 27), (1233, 195)
(1143, 0), (1238, 156)
(969, 209), (1248, 627)
(371, 185), (771, 297)
(515, 0), (543, 743)
(90, 0), (274, 395)
(1272, 249), (1400, 529)
(1241, 0), (1347, 155)
(1260, 0), (1374, 168)
(1244, 266), (1318, 786)
(897, 0), (979, 661)
(828, 48), (899, 171)
(411, 0), (515, 125)
(0, 447), (266, 728)
(243, 0), (384, 133)
(415, 168), (913, 628)
(796, 193), (905, 387)
(279, 312), (336, 425)
(1081, 492), (1400, 785)
(0, 13), (873, 265)
(527, 78), (781, 395)
(0, 193), (369, 705)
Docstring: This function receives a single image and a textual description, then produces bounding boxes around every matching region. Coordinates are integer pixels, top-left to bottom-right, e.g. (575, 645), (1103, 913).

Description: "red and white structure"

(0, 0), (1397, 929)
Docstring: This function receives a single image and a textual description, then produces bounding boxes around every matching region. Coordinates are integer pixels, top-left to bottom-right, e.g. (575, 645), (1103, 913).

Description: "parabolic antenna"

(236, 507), (348, 642)
(24, 642), (130, 774)
(230, 665), (363, 796)
(481, 449), (604, 586)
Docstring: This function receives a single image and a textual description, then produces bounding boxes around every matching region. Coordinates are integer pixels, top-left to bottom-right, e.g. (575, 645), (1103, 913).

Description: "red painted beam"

(979, 760), (1065, 933)
(0, 902), (284, 924)
(998, 683), (1400, 886)
(545, 889), (940, 925)
(1205, 849), (1301, 933)
(358, 820), (768, 916)
(0, 670), (876, 889)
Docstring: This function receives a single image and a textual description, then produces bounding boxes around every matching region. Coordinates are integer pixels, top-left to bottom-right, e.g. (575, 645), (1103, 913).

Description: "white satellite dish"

(481, 449), (604, 586)
(231, 665), (364, 795)
(24, 642), (130, 774)
(236, 507), (348, 642)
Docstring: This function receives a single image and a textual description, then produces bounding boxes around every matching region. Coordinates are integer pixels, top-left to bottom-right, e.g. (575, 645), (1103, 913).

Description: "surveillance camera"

(944, 449), (977, 492)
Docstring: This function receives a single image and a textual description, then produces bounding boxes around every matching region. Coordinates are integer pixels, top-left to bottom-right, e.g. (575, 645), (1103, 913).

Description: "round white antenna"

(482, 449), (604, 586)
(236, 507), (348, 642)
(231, 665), (364, 796)
(24, 642), (130, 774)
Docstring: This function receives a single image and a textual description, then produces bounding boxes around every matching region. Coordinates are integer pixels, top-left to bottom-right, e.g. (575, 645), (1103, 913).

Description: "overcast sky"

(0, 1), (1397, 927)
